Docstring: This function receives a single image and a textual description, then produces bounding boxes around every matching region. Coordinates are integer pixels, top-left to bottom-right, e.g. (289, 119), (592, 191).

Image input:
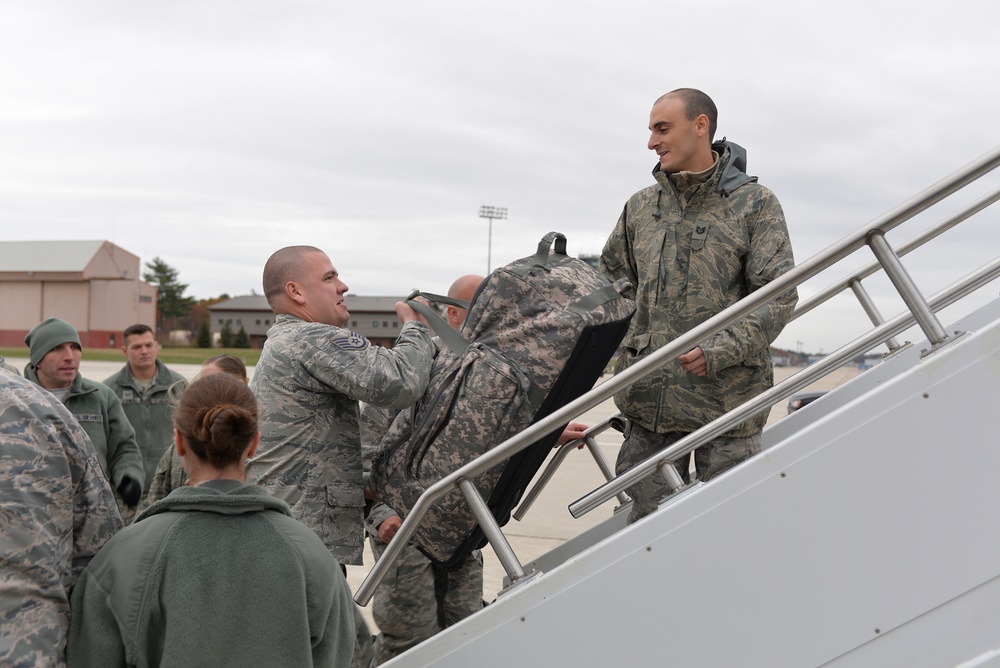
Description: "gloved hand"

(118, 476), (142, 508)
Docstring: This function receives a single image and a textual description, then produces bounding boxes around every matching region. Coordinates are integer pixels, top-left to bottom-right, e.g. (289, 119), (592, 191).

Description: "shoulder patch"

(332, 332), (370, 351)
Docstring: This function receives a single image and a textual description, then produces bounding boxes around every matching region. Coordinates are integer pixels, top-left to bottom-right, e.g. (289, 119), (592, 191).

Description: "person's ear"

(246, 432), (261, 459)
(174, 428), (187, 457)
(695, 114), (710, 137)
(286, 280), (307, 305)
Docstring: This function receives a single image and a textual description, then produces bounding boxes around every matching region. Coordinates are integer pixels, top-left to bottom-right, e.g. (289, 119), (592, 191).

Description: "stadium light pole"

(479, 205), (507, 273)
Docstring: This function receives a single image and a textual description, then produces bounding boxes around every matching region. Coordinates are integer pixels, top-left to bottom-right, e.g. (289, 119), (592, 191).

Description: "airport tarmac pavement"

(8, 356), (861, 631)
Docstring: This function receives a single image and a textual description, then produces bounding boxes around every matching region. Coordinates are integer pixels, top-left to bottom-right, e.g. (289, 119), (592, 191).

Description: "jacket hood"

(136, 480), (292, 522)
(712, 139), (757, 196)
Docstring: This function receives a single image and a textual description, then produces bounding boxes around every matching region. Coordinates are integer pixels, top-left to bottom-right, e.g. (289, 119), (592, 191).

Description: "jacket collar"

(652, 139), (757, 197)
(135, 481), (292, 522)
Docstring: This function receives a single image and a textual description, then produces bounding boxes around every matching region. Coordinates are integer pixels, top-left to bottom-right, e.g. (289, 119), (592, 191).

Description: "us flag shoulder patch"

(333, 332), (369, 351)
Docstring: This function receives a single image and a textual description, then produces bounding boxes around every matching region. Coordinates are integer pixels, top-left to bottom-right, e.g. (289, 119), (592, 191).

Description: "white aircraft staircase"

(358, 146), (1000, 667)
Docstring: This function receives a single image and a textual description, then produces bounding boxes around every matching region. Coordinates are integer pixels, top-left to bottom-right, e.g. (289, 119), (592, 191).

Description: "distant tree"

(219, 320), (235, 348)
(233, 325), (250, 349)
(196, 321), (212, 348)
(143, 257), (197, 339)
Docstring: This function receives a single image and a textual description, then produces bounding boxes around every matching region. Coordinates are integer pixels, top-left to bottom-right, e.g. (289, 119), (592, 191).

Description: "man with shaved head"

(248, 245), (435, 667)
(601, 88), (797, 523)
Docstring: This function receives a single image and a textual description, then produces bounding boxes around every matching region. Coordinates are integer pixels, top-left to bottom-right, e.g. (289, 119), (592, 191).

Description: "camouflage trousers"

(368, 536), (484, 664)
(616, 420), (761, 524)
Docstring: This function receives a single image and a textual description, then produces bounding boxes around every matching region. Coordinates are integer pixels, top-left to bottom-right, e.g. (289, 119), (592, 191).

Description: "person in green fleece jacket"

(66, 372), (355, 667)
(23, 317), (145, 515)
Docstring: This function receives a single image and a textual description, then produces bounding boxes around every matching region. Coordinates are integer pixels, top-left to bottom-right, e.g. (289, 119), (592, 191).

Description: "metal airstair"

(359, 146), (1000, 667)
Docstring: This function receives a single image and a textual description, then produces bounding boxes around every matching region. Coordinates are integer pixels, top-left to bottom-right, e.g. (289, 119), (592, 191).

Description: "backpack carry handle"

(403, 290), (470, 357)
(534, 231), (568, 262)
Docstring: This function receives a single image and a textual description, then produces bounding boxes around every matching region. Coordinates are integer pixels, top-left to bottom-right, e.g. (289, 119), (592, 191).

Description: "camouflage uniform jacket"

(0, 372), (122, 667)
(600, 141), (797, 437)
(24, 367), (146, 490)
(67, 481), (355, 667)
(247, 315), (434, 565)
(136, 445), (188, 513)
(103, 359), (187, 494)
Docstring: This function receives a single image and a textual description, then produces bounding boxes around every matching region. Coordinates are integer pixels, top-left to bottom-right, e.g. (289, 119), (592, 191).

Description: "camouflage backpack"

(369, 232), (635, 566)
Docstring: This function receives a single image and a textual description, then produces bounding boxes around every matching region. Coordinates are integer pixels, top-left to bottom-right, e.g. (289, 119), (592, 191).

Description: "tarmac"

(7, 355), (861, 631)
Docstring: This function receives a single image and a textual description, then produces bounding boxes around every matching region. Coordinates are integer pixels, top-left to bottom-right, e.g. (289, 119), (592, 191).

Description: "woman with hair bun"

(67, 373), (355, 667)
(139, 354), (250, 511)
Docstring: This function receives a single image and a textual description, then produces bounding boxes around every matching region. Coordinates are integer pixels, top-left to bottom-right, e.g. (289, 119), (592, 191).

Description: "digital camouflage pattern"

(0, 372), (123, 666)
(617, 420), (761, 522)
(600, 141), (797, 438)
(247, 314), (434, 565)
(369, 535), (484, 665)
(370, 233), (635, 563)
(361, 400), (484, 665)
(136, 446), (188, 513)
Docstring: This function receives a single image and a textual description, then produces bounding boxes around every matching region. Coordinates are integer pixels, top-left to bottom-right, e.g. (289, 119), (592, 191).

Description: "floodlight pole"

(478, 205), (507, 273)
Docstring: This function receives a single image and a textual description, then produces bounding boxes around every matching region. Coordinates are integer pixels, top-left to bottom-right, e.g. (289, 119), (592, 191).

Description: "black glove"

(118, 476), (142, 508)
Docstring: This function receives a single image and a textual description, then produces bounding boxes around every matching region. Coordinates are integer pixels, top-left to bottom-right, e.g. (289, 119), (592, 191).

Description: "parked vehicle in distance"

(787, 390), (828, 414)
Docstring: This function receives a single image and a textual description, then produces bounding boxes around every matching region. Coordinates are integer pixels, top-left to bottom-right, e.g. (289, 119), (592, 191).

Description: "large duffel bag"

(369, 232), (635, 566)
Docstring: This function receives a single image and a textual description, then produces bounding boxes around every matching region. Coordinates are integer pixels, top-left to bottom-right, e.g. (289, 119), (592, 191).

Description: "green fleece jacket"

(24, 367), (145, 490)
(104, 360), (187, 494)
(66, 480), (355, 668)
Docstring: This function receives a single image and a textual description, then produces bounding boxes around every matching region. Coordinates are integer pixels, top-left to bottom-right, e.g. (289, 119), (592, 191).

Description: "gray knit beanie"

(25, 318), (82, 367)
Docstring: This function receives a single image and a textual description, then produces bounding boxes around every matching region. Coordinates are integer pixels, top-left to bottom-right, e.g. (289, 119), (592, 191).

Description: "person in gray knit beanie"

(23, 317), (146, 512)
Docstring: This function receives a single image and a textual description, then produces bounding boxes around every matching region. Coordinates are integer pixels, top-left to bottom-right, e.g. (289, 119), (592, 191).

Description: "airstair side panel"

(386, 308), (1000, 667)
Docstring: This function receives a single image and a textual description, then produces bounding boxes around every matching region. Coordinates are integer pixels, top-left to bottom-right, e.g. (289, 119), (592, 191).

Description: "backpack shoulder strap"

(404, 291), (469, 356)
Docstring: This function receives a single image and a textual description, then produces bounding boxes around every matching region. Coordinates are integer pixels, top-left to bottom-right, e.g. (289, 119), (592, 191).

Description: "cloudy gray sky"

(2, 0), (999, 354)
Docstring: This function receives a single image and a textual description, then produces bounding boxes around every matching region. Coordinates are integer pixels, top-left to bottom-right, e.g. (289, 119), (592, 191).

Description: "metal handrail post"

(584, 435), (631, 504)
(568, 255), (1000, 519)
(868, 231), (949, 346)
(356, 147), (1000, 606)
(459, 479), (527, 583)
(791, 184), (1000, 320)
(848, 278), (902, 351)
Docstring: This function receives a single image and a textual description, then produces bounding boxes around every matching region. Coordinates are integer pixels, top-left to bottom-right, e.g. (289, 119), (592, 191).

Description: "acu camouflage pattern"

(369, 535), (484, 665)
(370, 232), (635, 563)
(600, 141), (797, 438)
(247, 314), (434, 565)
(360, 401), (484, 665)
(0, 372), (122, 666)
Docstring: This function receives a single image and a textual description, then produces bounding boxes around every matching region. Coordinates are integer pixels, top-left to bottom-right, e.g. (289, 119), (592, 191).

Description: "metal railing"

(355, 145), (1000, 606)
(515, 180), (1000, 519)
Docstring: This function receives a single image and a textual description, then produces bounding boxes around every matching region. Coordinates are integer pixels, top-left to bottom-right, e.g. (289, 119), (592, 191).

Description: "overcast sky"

(2, 0), (999, 354)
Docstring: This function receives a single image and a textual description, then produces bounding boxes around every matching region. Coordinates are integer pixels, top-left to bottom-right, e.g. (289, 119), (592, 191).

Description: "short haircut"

(262, 245), (324, 307)
(123, 323), (154, 342)
(660, 88), (718, 142)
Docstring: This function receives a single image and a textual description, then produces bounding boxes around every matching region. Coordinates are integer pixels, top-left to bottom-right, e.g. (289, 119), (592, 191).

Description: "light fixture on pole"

(478, 205), (507, 273)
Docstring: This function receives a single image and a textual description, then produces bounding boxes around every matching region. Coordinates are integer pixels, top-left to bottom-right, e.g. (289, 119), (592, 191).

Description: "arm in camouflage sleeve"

(359, 401), (405, 535)
(319, 321), (435, 411)
(100, 386), (146, 490)
(68, 423), (124, 585)
(599, 203), (638, 301)
(701, 188), (798, 376)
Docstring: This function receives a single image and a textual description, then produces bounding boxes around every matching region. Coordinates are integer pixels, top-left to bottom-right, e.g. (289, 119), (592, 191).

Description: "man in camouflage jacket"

(600, 88), (797, 522)
(247, 246), (434, 668)
(247, 246), (435, 565)
(0, 370), (123, 666)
